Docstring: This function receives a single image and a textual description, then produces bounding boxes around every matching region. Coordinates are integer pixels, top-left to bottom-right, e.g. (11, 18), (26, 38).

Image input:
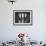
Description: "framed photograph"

(13, 10), (33, 25)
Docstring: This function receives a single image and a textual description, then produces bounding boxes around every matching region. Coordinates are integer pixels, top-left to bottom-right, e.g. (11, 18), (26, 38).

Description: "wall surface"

(0, 0), (46, 42)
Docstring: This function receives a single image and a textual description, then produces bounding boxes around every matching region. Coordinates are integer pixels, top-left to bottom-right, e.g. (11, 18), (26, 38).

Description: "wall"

(0, 0), (46, 42)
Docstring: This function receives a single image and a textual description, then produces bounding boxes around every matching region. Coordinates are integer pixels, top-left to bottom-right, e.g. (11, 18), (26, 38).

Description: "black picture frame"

(13, 10), (33, 26)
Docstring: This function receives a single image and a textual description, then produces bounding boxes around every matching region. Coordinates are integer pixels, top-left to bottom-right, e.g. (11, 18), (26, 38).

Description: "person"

(15, 12), (22, 23)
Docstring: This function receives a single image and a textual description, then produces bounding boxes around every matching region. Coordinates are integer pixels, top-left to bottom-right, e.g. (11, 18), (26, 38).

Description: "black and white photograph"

(13, 10), (32, 25)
